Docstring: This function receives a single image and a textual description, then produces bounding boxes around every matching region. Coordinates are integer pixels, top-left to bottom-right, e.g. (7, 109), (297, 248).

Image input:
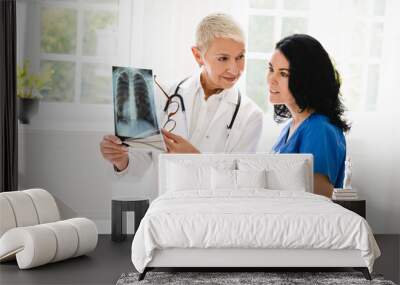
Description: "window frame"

(24, 0), (132, 131)
(245, 0), (389, 114)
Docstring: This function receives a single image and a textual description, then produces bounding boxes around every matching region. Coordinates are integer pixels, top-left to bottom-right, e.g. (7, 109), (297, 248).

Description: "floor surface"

(0, 234), (398, 285)
(0, 235), (134, 285)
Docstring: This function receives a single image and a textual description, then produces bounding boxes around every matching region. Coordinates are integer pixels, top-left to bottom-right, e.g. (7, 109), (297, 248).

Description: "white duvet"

(131, 190), (380, 273)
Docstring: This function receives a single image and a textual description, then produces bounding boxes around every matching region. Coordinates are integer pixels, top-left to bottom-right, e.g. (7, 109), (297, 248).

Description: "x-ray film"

(112, 66), (165, 151)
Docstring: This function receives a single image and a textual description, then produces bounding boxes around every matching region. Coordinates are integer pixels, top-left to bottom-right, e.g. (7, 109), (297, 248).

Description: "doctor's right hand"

(99, 135), (129, 171)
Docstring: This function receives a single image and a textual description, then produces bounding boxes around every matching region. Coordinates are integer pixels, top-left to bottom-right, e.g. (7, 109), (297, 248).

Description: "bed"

(131, 154), (380, 280)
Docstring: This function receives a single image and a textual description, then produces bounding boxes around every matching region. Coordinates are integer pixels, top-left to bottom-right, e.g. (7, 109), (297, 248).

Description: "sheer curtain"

(129, 0), (248, 84)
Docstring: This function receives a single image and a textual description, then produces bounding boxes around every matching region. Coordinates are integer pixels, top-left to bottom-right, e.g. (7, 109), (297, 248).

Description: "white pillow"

(236, 169), (267, 189)
(167, 162), (212, 191)
(212, 168), (236, 190)
(211, 168), (267, 190)
(265, 162), (307, 191)
(237, 158), (309, 192)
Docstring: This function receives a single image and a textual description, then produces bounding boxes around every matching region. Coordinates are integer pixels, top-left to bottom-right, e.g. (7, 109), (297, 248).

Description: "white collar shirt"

(189, 88), (224, 146)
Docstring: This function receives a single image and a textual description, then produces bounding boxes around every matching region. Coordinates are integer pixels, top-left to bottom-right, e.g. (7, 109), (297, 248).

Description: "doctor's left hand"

(162, 129), (200, 154)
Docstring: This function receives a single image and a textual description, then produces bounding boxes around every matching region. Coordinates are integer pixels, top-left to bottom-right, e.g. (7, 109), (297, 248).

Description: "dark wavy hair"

(273, 34), (350, 132)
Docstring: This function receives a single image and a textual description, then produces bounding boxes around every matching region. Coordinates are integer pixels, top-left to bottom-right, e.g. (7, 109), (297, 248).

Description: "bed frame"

(137, 154), (372, 281)
(139, 248), (371, 280)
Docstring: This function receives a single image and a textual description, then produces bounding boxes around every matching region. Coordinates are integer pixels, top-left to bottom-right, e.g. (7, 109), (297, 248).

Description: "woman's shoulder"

(297, 113), (346, 157)
(307, 113), (329, 124)
(303, 113), (344, 138)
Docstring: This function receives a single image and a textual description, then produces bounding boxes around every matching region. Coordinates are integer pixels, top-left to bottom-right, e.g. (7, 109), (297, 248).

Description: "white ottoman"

(0, 189), (98, 269)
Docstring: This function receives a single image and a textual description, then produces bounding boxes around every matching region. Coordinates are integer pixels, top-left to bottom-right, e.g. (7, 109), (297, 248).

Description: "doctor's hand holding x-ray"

(100, 13), (263, 176)
(161, 129), (200, 153)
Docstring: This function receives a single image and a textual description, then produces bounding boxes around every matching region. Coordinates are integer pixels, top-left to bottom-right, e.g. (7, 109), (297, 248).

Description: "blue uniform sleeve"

(299, 124), (346, 187)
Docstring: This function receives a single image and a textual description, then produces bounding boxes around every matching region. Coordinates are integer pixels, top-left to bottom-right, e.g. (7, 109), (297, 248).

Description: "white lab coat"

(115, 70), (264, 197)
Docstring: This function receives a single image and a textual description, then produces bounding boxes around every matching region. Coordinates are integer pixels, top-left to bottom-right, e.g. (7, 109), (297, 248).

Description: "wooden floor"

(0, 235), (398, 285)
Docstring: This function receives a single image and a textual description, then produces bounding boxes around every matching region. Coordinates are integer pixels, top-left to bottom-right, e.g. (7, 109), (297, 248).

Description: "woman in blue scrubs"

(268, 34), (350, 198)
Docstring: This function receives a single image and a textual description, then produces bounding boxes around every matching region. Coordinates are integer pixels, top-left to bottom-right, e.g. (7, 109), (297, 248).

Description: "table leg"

(112, 200), (126, 242)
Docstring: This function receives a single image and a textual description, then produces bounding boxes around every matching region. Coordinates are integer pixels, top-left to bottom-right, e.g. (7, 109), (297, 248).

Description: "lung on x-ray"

(112, 66), (165, 151)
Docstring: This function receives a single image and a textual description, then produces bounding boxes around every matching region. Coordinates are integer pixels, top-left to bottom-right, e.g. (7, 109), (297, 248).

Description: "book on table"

(332, 188), (359, 200)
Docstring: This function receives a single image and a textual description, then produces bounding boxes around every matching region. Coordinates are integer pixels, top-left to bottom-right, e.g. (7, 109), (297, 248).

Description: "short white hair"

(195, 13), (245, 53)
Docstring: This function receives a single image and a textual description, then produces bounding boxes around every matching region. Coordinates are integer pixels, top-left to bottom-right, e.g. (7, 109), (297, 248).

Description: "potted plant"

(17, 61), (52, 124)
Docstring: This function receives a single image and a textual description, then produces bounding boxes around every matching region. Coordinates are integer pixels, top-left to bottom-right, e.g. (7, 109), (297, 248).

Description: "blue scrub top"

(272, 113), (346, 188)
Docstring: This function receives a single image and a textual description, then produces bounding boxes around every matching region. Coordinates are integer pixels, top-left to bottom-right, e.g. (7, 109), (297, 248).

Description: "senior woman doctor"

(100, 13), (263, 176)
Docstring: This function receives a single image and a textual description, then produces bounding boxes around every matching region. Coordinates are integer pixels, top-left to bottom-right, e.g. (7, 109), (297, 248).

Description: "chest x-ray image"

(112, 66), (165, 151)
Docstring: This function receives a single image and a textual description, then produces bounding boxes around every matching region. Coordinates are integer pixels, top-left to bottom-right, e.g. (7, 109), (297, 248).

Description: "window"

(246, 0), (388, 113)
(38, 0), (120, 104)
(16, 0), (132, 129)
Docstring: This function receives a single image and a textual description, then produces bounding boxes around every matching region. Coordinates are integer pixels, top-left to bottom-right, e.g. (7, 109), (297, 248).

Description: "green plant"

(17, 61), (53, 99)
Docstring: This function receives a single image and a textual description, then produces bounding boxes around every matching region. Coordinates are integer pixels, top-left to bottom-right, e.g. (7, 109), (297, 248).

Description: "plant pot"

(17, 98), (39, 124)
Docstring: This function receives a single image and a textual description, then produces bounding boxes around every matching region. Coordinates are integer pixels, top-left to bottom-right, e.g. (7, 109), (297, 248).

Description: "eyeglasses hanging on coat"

(154, 75), (189, 134)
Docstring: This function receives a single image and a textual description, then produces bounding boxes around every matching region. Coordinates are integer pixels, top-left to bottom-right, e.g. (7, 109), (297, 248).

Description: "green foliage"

(38, 4), (118, 103)
(41, 7), (77, 54)
(83, 10), (117, 55)
(17, 61), (53, 99)
(40, 61), (75, 102)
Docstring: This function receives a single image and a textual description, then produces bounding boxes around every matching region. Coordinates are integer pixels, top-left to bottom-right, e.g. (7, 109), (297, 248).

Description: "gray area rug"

(116, 271), (396, 285)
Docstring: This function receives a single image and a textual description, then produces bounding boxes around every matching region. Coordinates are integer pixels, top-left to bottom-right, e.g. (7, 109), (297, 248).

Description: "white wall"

(345, 113), (400, 233)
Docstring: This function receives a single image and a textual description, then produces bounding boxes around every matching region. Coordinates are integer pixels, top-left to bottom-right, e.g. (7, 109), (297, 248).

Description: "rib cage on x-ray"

(132, 73), (156, 128)
(116, 72), (130, 124)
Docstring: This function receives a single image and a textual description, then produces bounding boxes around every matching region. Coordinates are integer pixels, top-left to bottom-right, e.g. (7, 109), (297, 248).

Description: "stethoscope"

(154, 76), (241, 138)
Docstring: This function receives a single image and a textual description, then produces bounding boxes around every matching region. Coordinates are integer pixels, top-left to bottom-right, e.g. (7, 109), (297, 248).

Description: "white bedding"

(131, 190), (380, 273)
